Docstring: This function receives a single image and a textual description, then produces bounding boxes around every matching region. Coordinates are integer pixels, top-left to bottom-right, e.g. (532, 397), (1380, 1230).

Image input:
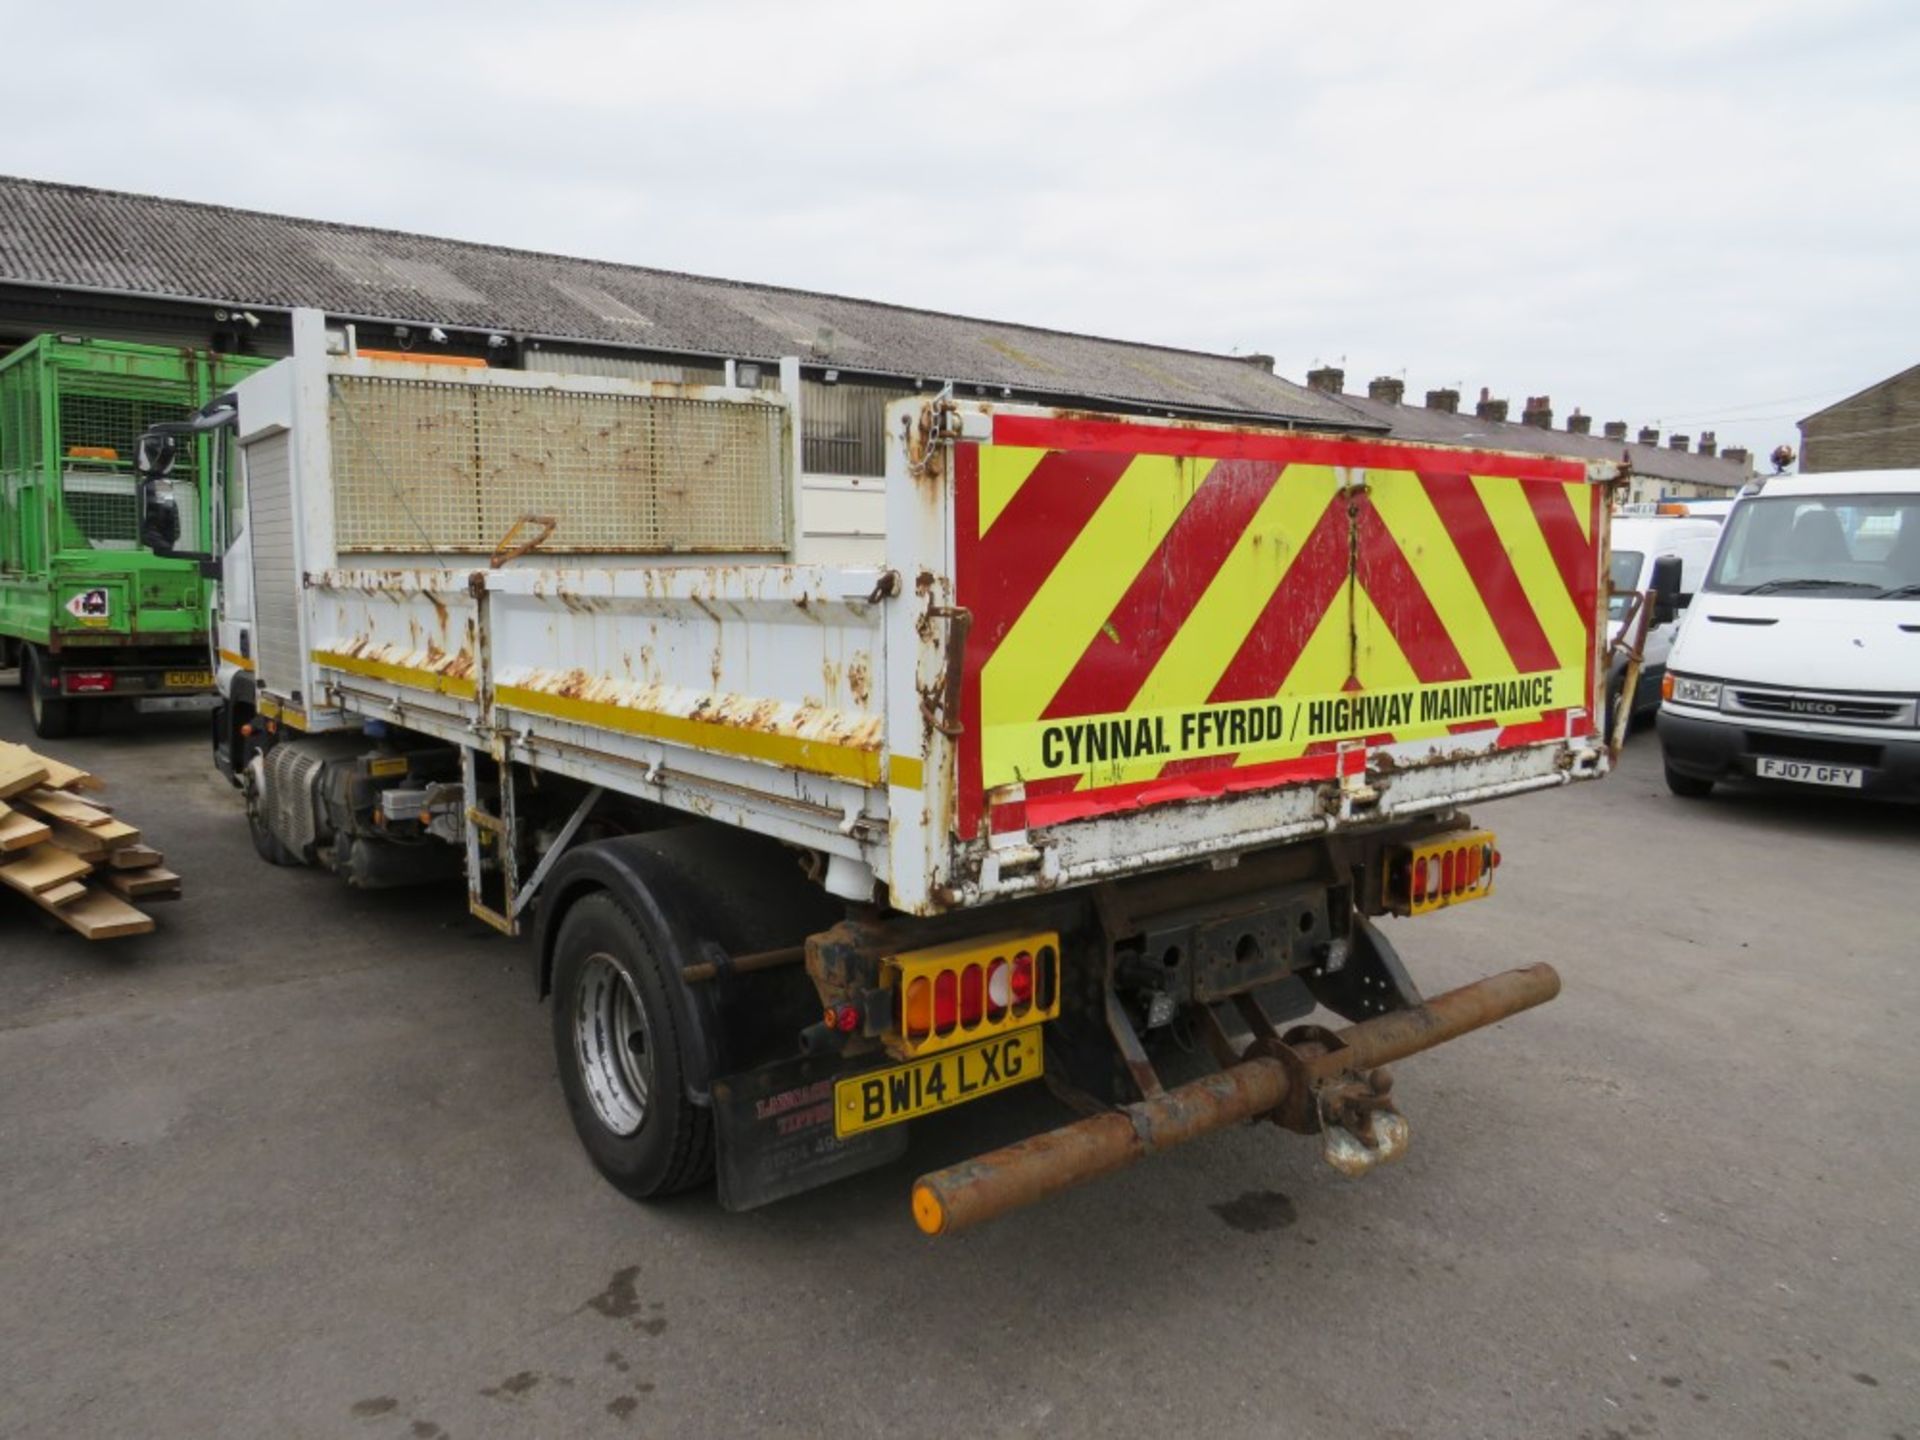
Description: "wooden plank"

(0, 807), (52, 853)
(43, 819), (111, 862)
(107, 844), (164, 870)
(0, 843), (93, 895)
(100, 866), (181, 899)
(17, 788), (115, 828)
(36, 754), (101, 792)
(38, 878), (90, 908)
(0, 744), (49, 800)
(47, 888), (154, 940)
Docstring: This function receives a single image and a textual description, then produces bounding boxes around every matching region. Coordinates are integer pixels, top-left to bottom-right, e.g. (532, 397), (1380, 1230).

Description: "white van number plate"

(1756, 757), (1863, 788)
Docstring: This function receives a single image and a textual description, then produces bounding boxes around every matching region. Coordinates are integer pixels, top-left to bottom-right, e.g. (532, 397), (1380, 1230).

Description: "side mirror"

(136, 431), (178, 480)
(1649, 554), (1684, 626)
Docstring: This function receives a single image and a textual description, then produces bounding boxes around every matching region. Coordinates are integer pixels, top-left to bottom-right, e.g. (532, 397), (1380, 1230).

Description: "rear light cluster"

(1393, 829), (1499, 916)
(882, 932), (1062, 1058)
(1409, 842), (1495, 904)
(61, 670), (116, 694)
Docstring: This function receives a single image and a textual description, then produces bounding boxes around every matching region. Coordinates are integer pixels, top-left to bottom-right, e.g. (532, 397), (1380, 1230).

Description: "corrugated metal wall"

(524, 347), (725, 387)
(800, 380), (907, 478)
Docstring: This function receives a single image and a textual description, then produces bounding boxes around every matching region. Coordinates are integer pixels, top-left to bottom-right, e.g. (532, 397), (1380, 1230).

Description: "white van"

(1656, 470), (1920, 800)
(1606, 515), (1722, 727)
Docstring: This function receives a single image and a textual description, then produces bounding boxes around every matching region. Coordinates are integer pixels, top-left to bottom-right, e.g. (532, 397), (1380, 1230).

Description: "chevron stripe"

(955, 422), (1602, 832)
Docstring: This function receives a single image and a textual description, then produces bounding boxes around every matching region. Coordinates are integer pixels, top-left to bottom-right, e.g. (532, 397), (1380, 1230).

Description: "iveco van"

(1656, 471), (1920, 800)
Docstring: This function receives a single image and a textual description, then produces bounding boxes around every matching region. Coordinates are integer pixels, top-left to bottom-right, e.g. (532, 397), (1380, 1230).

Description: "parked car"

(1656, 470), (1920, 800)
(1606, 515), (1722, 729)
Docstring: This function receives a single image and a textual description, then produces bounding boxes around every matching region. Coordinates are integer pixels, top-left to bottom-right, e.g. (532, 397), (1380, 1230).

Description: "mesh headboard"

(327, 374), (790, 555)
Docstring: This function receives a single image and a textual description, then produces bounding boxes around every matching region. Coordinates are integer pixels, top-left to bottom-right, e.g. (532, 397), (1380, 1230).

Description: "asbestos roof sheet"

(0, 174), (1376, 432)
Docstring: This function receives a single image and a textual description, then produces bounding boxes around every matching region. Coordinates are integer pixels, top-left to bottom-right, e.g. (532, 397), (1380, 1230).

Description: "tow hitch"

(910, 963), (1559, 1235)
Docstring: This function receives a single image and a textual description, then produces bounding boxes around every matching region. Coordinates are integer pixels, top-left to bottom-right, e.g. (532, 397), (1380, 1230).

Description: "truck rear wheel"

(552, 892), (714, 1199)
(23, 649), (73, 740)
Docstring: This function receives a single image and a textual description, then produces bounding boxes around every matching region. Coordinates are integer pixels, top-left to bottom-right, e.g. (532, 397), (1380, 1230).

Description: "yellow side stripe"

(888, 754), (925, 791)
(218, 648), (255, 672)
(312, 648), (477, 700)
(496, 684), (882, 786)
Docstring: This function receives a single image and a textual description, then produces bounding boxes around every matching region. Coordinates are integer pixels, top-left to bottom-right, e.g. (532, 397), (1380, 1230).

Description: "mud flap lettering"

(712, 1053), (908, 1212)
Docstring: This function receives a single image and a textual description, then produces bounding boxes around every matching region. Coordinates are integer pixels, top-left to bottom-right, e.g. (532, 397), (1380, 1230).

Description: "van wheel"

(1664, 763), (1713, 799)
(552, 892), (713, 1200)
(24, 650), (73, 740)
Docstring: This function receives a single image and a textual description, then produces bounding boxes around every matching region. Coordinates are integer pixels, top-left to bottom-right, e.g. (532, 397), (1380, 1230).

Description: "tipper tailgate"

(934, 406), (1607, 886)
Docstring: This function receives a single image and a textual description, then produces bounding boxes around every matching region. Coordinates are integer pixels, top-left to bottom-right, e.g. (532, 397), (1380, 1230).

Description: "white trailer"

(184, 309), (1636, 1231)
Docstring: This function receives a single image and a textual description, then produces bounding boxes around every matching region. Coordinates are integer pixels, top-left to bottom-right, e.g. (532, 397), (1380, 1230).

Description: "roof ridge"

(0, 172), (1271, 371)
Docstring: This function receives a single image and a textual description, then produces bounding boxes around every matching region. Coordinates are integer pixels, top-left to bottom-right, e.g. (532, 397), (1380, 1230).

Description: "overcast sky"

(4, 0), (1915, 456)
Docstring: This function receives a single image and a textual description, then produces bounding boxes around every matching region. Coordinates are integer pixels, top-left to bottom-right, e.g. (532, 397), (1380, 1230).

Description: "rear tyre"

(244, 759), (302, 866)
(1664, 762), (1714, 799)
(552, 891), (713, 1200)
(24, 650), (72, 740)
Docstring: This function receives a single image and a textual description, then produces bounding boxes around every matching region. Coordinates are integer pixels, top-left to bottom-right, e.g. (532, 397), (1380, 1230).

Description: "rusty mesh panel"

(327, 375), (789, 554)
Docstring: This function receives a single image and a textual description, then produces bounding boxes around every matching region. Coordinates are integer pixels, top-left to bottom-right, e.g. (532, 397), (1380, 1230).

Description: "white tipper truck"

(168, 310), (1637, 1233)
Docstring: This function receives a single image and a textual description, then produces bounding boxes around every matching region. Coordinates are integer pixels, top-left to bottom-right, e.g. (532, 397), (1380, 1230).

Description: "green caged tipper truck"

(0, 334), (267, 736)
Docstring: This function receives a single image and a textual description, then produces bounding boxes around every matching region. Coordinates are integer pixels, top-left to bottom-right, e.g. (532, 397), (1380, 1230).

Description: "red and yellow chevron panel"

(952, 415), (1604, 836)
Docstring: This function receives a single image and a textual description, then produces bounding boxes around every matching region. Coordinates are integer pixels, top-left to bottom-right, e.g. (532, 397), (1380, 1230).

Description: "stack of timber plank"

(0, 741), (181, 940)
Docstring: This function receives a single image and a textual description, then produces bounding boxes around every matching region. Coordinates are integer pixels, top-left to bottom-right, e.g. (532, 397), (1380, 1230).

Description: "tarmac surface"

(1, 693), (1914, 1440)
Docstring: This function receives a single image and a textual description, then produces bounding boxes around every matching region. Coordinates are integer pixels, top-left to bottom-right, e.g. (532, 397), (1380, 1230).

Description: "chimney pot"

(1475, 389), (1509, 423)
(1521, 394), (1553, 429)
(1306, 365), (1345, 394)
(1669, 433), (1691, 451)
(1242, 352), (1276, 373)
(1603, 420), (1628, 441)
(1723, 445), (1751, 468)
(1638, 426), (1661, 446)
(1566, 408), (1592, 435)
(1425, 387), (1460, 414)
(1367, 375), (1405, 405)
(1697, 430), (1717, 457)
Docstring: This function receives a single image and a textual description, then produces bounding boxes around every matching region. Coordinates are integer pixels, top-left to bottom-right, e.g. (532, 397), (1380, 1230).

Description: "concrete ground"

(1, 693), (1913, 1440)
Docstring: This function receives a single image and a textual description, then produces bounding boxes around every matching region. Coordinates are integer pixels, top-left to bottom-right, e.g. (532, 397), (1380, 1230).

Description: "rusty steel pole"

(910, 963), (1560, 1237)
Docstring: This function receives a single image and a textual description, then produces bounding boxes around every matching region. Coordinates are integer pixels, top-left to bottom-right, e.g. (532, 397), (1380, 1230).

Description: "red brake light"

(64, 670), (115, 694)
(1441, 850), (1456, 894)
(934, 970), (958, 1034)
(959, 965), (985, 1027)
(1411, 861), (1426, 902)
(1010, 951), (1034, 1007)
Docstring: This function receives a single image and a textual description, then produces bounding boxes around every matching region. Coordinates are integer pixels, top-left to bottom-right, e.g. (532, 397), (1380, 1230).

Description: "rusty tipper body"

(196, 311), (1617, 1230)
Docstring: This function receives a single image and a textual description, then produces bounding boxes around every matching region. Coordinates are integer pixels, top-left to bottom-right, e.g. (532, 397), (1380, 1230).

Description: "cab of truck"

(1656, 471), (1920, 800)
(1605, 515), (1722, 728)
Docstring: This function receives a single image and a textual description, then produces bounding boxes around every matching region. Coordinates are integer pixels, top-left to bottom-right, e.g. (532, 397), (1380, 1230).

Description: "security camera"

(428, 327), (448, 345)
(486, 333), (510, 349)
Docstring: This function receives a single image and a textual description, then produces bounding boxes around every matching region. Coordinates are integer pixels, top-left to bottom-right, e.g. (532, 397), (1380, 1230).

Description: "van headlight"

(1669, 676), (1722, 709)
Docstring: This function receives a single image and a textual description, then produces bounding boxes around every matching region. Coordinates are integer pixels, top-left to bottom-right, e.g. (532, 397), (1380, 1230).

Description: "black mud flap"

(711, 1052), (908, 1212)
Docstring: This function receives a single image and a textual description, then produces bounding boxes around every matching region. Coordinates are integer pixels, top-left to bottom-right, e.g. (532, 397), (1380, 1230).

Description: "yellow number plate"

(834, 1029), (1043, 1138)
(165, 670), (214, 689)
